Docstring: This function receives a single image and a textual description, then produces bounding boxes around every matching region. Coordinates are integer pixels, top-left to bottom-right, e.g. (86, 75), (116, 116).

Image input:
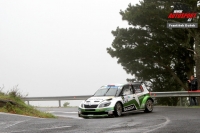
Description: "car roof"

(104, 82), (143, 86)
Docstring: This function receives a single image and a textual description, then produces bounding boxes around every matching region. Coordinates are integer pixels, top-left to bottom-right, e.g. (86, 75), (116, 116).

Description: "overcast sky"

(0, 0), (140, 106)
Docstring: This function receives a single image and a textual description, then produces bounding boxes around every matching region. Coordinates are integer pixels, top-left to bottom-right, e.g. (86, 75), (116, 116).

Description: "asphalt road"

(0, 106), (200, 133)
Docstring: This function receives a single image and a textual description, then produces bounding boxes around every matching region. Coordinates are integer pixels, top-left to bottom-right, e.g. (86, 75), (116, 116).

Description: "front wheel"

(144, 99), (153, 113)
(114, 102), (123, 117)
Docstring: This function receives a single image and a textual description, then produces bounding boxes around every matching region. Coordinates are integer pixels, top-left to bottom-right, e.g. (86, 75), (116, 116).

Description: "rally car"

(78, 82), (154, 118)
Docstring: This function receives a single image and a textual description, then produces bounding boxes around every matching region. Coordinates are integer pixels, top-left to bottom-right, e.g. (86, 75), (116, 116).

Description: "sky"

(0, 0), (140, 106)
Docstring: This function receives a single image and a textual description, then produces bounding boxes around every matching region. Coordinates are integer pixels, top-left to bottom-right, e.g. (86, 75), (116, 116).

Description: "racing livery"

(78, 82), (154, 118)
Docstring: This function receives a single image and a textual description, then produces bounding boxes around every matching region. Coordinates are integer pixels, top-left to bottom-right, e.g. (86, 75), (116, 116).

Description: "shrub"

(0, 85), (55, 118)
(63, 102), (70, 107)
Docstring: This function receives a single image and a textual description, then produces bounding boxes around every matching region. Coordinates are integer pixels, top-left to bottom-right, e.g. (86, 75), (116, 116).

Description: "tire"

(114, 102), (123, 117)
(144, 99), (153, 113)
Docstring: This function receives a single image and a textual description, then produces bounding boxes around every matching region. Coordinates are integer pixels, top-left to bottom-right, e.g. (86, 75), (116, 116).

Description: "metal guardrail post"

(180, 97), (182, 106)
(59, 100), (61, 107)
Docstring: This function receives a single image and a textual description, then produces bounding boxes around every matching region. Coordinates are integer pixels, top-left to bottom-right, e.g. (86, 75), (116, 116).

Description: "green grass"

(0, 87), (56, 118)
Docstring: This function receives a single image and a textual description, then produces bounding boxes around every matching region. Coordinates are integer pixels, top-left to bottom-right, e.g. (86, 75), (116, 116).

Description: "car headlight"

(99, 102), (111, 108)
(81, 103), (84, 108)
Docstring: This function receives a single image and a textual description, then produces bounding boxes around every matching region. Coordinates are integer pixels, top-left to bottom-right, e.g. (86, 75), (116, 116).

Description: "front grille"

(82, 112), (108, 115)
(84, 104), (98, 108)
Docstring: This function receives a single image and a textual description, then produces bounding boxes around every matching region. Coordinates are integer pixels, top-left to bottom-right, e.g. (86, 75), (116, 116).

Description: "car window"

(141, 83), (147, 91)
(94, 88), (108, 96)
(134, 85), (144, 93)
(94, 86), (121, 96)
(122, 85), (134, 95)
(105, 88), (118, 96)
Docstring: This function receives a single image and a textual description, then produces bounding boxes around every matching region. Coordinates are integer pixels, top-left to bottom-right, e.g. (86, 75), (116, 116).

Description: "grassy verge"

(0, 87), (56, 118)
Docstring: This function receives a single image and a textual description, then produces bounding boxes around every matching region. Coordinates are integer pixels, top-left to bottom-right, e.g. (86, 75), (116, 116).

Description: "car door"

(121, 85), (139, 112)
(134, 84), (145, 107)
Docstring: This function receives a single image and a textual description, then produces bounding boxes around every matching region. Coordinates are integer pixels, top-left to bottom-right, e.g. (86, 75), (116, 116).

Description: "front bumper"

(78, 107), (114, 118)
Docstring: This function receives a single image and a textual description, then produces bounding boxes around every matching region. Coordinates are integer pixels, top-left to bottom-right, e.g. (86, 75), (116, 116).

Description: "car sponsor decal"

(123, 96), (140, 109)
(122, 96), (128, 103)
(124, 104), (136, 111)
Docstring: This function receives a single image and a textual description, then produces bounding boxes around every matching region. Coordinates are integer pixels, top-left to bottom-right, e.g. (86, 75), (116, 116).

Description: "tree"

(107, 0), (199, 105)
(63, 102), (70, 107)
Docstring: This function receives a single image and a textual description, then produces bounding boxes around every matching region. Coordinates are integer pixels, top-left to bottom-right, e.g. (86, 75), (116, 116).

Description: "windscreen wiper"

(104, 86), (111, 96)
(114, 89), (118, 96)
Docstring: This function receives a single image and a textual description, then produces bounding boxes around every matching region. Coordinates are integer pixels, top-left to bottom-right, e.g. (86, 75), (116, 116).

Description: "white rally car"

(78, 82), (154, 118)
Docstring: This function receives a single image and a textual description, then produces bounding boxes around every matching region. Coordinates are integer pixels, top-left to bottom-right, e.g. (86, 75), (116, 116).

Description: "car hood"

(85, 96), (115, 104)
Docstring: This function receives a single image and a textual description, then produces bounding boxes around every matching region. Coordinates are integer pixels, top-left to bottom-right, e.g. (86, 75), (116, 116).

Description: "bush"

(7, 85), (28, 98)
(0, 85), (5, 96)
(63, 102), (70, 107)
(0, 85), (55, 118)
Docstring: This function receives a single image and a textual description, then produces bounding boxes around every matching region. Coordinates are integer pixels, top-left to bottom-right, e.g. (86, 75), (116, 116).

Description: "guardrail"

(150, 91), (200, 97)
(22, 95), (92, 107)
(22, 91), (200, 107)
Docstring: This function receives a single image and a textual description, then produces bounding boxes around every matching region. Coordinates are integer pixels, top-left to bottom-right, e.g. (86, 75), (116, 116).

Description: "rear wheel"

(114, 102), (123, 117)
(144, 99), (153, 113)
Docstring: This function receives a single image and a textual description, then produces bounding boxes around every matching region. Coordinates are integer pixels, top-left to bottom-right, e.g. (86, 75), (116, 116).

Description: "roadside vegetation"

(63, 102), (70, 107)
(0, 86), (56, 118)
(107, 0), (200, 106)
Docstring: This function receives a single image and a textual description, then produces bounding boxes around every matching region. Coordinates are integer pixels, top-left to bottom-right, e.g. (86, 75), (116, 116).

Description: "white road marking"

(38, 125), (71, 130)
(143, 116), (170, 133)
(7, 125), (71, 133)
(4, 120), (27, 129)
(0, 112), (45, 119)
(109, 122), (141, 128)
(47, 111), (77, 113)
(46, 111), (82, 119)
(108, 115), (170, 133)
(0, 121), (23, 129)
(55, 114), (83, 119)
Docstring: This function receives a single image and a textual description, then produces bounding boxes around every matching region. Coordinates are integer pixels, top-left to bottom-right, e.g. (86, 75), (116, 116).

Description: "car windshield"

(94, 86), (121, 96)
